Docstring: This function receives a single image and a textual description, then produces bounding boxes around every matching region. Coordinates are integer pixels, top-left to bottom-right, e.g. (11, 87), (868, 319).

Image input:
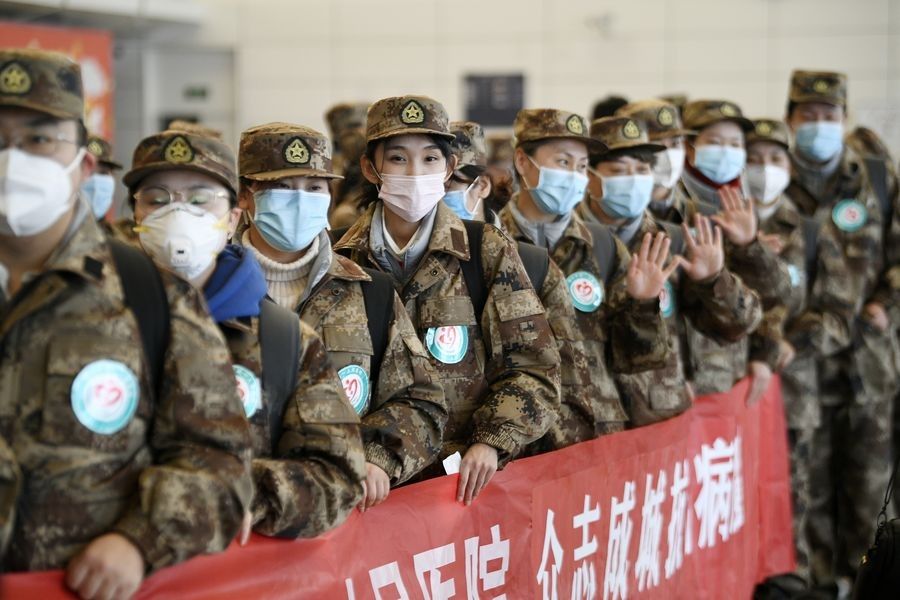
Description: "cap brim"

(123, 162), (236, 193)
(368, 127), (457, 143)
(242, 167), (343, 181)
(99, 159), (124, 170)
(746, 136), (790, 150)
(0, 96), (81, 121)
(517, 135), (608, 154)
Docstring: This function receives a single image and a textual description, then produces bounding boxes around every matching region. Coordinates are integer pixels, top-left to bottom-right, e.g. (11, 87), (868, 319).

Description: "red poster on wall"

(0, 21), (114, 140)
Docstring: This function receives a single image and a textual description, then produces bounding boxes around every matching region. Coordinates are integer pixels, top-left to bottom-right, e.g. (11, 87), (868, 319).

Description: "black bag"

(853, 454), (900, 599)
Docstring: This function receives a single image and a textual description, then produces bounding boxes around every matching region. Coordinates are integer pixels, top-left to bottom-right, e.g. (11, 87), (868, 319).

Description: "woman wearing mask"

(616, 100), (695, 225)
(675, 100), (792, 398)
(237, 122), (446, 512)
(81, 134), (121, 223)
(125, 124), (367, 538)
(334, 95), (561, 504)
(578, 116), (760, 425)
(444, 121), (512, 226)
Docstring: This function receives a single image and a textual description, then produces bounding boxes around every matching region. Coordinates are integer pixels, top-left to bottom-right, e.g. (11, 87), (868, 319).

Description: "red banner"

(0, 21), (114, 140)
(1, 378), (794, 599)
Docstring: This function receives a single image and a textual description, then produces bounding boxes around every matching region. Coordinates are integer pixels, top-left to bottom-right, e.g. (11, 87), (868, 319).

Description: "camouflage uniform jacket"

(0, 216), (252, 573)
(334, 202), (561, 466)
(293, 251), (447, 485)
(218, 315), (365, 538)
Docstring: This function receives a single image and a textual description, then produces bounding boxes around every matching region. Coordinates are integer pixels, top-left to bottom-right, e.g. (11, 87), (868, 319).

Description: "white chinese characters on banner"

(537, 509), (564, 600)
(603, 481), (636, 600)
(635, 470), (667, 592)
(664, 459), (693, 580)
(465, 524), (510, 600)
(572, 494), (602, 599)
(694, 434), (745, 550)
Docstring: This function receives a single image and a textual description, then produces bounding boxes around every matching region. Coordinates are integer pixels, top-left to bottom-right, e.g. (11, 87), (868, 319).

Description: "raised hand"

(679, 214), (724, 282)
(626, 232), (682, 301)
(757, 231), (785, 255)
(712, 186), (758, 246)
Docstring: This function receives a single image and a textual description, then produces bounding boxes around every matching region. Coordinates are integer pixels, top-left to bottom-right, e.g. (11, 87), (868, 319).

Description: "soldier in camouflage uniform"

(495, 108), (677, 433)
(124, 124), (366, 539)
(237, 122), (446, 511)
(671, 100), (791, 398)
(446, 120), (614, 449)
(578, 116), (762, 425)
(0, 48), (252, 599)
(783, 70), (897, 591)
(326, 102), (370, 228)
(82, 134), (122, 223)
(334, 95), (561, 504)
(746, 118), (869, 587)
(616, 99), (695, 227)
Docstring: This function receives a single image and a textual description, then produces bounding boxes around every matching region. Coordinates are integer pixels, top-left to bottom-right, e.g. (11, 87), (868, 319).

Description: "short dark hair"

(591, 95), (629, 120)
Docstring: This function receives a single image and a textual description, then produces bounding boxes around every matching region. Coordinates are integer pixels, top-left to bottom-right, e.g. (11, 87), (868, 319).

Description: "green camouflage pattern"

(450, 120), (488, 168)
(588, 116), (664, 155)
(513, 108), (605, 152)
(616, 99), (696, 141)
(86, 134), (123, 170)
(682, 99), (754, 133)
(789, 69), (847, 108)
(746, 118), (791, 150)
(239, 122), (342, 181)
(365, 95), (455, 143)
(325, 102), (369, 139)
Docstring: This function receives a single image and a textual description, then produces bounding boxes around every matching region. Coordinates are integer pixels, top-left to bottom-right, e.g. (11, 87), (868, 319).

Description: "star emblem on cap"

(163, 136), (194, 164)
(0, 63), (31, 95)
(87, 140), (104, 157)
(756, 121), (772, 136)
(623, 120), (641, 139)
(719, 103), (737, 117)
(401, 100), (425, 125)
(566, 115), (584, 135)
(658, 108), (674, 127)
(813, 79), (830, 93)
(284, 138), (310, 164)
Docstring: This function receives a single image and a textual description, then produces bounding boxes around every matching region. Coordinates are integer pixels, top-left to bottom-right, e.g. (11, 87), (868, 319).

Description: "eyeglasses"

(133, 186), (231, 208)
(0, 130), (79, 157)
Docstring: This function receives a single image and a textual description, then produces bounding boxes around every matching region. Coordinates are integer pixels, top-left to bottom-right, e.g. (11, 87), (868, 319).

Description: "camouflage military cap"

(682, 99), (753, 133)
(658, 93), (687, 111)
(486, 134), (514, 165)
(513, 108), (606, 152)
(239, 122), (341, 181)
(616, 99), (696, 141)
(450, 121), (487, 168)
(789, 70), (847, 108)
(0, 48), (83, 120)
(746, 118), (791, 150)
(325, 102), (369, 138)
(123, 125), (238, 194)
(366, 95), (455, 143)
(86, 135), (122, 170)
(589, 117), (664, 156)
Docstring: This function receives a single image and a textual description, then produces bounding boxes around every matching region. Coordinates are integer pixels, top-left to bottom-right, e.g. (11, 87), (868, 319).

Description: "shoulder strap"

(800, 216), (820, 290)
(862, 157), (892, 224)
(109, 240), (170, 399)
(658, 221), (686, 257)
(359, 268), (396, 394)
(516, 241), (551, 293)
(459, 220), (487, 324)
(259, 298), (301, 453)
(582, 221), (617, 284)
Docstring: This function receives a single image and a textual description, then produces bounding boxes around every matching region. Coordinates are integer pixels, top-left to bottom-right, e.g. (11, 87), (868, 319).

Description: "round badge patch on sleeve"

(787, 264), (803, 288)
(832, 199), (867, 233)
(425, 326), (469, 364)
(338, 364), (370, 415)
(233, 365), (261, 418)
(566, 271), (604, 313)
(70, 360), (140, 435)
(659, 280), (676, 318)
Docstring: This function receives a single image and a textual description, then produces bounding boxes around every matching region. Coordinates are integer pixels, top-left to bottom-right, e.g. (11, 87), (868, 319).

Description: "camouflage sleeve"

(0, 436), (19, 562)
(112, 280), (253, 573)
(850, 185), (886, 302)
(606, 236), (669, 374)
(680, 268), (763, 343)
(252, 321), (365, 538)
(362, 292), (447, 484)
(870, 180), (900, 322)
(749, 305), (788, 368)
(786, 224), (866, 358)
(534, 261), (595, 451)
(471, 225), (561, 464)
(726, 238), (792, 306)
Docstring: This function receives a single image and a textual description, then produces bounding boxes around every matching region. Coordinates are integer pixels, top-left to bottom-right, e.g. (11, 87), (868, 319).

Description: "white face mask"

(746, 164), (790, 205)
(377, 171), (448, 222)
(652, 147), (685, 190)
(0, 147), (85, 236)
(137, 203), (229, 282)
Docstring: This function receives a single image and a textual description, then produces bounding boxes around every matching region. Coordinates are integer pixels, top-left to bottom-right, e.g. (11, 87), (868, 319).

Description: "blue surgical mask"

(81, 173), (116, 219)
(526, 159), (588, 216)
(693, 145), (746, 184)
(443, 180), (479, 220)
(597, 173), (654, 220)
(795, 121), (844, 162)
(253, 188), (330, 252)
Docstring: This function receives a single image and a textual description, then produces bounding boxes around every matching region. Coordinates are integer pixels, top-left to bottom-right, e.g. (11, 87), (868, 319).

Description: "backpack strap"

(516, 241), (551, 293)
(359, 268), (396, 395)
(862, 157), (892, 225)
(800, 215), (820, 291)
(108, 240), (170, 400)
(581, 221), (618, 285)
(459, 220), (487, 324)
(658, 221), (686, 257)
(259, 298), (301, 454)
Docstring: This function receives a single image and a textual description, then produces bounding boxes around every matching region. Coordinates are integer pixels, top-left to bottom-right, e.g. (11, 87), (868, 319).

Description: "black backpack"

(853, 454), (900, 599)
